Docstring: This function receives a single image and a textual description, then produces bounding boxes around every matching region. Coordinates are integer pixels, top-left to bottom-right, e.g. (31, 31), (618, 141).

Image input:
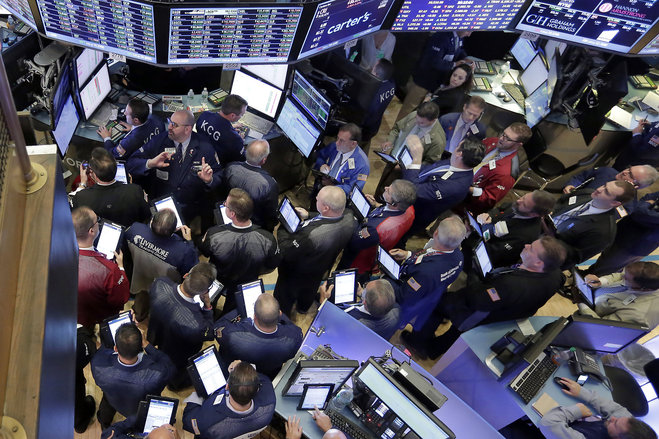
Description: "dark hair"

(416, 102), (440, 121)
(464, 95), (486, 112)
(389, 180), (417, 211)
(115, 323), (142, 359)
(221, 94), (248, 116)
(227, 361), (260, 405)
(151, 209), (177, 236)
(89, 147), (117, 182)
(182, 262), (216, 296)
(127, 98), (149, 124)
(530, 190), (556, 216)
(373, 59), (394, 80)
(72, 206), (97, 240)
(613, 180), (636, 204)
(447, 64), (474, 92)
(339, 123), (362, 142)
(508, 122), (533, 144)
(538, 235), (566, 272)
(621, 418), (657, 439)
(457, 137), (486, 168)
(226, 188), (254, 222)
(626, 261), (659, 290)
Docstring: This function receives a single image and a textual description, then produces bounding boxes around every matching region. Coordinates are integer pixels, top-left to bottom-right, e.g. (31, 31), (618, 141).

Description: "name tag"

(213, 393), (224, 405)
(568, 196), (577, 205)
(488, 160), (496, 170)
(348, 158), (355, 169)
(415, 255), (424, 264)
(441, 170), (453, 180)
(424, 134), (431, 143)
(443, 54), (455, 61)
(165, 147), (176, 155)
(156, 169), (169, 180)
(622, 294), (637, 305)
(470, 124), (480, 135)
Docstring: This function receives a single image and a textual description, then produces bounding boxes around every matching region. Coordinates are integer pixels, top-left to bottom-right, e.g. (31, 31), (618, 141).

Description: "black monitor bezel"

(282, 359), (360, 397)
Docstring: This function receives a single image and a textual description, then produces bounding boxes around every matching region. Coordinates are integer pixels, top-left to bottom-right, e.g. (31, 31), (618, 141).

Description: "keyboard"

(325, 409), (376, 439)
(509, 351), (558, 404)
(503, 83), (526, 108)
(240, 111), (274, 135)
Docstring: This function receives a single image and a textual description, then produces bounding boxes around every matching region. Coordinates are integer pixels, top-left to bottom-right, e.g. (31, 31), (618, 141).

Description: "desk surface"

(273, 302), (503, 439)
(432, 317), (612, 429)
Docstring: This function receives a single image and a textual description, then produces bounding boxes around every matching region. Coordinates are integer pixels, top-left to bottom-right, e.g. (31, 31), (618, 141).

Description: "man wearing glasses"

(463, 122), (532, 214)
(127, 109), (221, 226)
(563, 164), (657, 194)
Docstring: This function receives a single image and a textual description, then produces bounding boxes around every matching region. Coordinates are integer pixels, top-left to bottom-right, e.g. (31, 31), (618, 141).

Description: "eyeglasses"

(167, 118), (191, 129)
(90, 216), (101, 231)
(621, 167), (639, 187)
(500, 132), (520, 143)
(336, 137), (355, 145)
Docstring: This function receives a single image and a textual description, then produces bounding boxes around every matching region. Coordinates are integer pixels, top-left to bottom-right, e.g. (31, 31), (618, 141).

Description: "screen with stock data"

(0, 0), (37, 29)
(168, 6), (301, 64)
(36, 0), (157, 63)
(392, 0), (527, 31)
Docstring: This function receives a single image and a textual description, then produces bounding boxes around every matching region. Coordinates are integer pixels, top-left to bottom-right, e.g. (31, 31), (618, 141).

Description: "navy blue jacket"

(196, 111), (245, 165)
(611, 191), (659, 254)
(105, 115), (164, 159)
(413, 32), (467, 91)
(223, 162), (279, 231)
(100, 415), (138, 439)
(314, 143), (370, 194)
(363, 79), (396, 139)
(183, 374), (275, 439)
(403, 162), (473, 234)
(440, 112), (486, 151)
(566, 167), (618, 191)
(614, 121), (659, 169)
(215, 310), (302, 379)
(91, 344), (176, 417)
(347, 305), (401, 341)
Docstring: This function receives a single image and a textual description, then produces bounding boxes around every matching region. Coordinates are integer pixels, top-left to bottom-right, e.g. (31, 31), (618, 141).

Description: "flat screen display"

(392, 0), (527, 31)
(244, 64), (289, 89)
(637, 32), (659, 55)
(79, 63), (111, 120)
(107, 312), (132, 344)
(298, 0), (397, 60)
(239, 280), (264, 321)
(276, 98), (321, 158)
(350, 185), (371, 219)
(519, 53), (548, 96)
(230, 70), (282, 119)
(474, 240), (492, 277)
(143, 398), (176, 434)
(97, 221), (123, 260)
(279, 196), (301, 233)
(76, 48), (105, 88)
(283, 360), (359, 396)
(168, 6), (302, 64)
(551, 315), (649, 354)
(36, 0), (157, 63)
(291, 71), (332, 129)
(525, 82), (550, 128)
(377, 246), (401, 280)
(515, 0), (659, 54)
(52, 94), (79, 157)
(0, 0), (37, 30)
(153, 196), (184, 229)
(333, 270), (357, 304)
(192, 348), (227, 397)
(511, 38), (537, 70)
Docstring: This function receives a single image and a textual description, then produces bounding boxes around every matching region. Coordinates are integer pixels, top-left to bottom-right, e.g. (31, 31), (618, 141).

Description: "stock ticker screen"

(0, 0), (37, 29)
(515, 0), (659, 53)
(36, 0), (157, 63)
(392, 0), (527, 31)
(168, 6), (302, 64)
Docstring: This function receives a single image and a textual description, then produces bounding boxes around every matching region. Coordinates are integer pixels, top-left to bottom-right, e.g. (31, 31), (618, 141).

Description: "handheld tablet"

(193, 280), (224, 308)
(474, 240), (492, 278)
(398, 146), (413, 168)
(278, 196), (301, 234)
(115, 162), (128, 184)
(377, 246), (401, 280)
(375, 151), (398, 164)
(153, 195), (184, 229)
(100, 311), (133, 348)
(572, 269), (595, 308)
(465, 211), (482, 237)
(349, 185), (372, 221)
(96, 220), (124, 260)
(134, 395), (178, 434)
(311, 168), (339, 184)
(187, 346), (226, 398)
(236, 279), (265, 320)
(218, 203), (231, 225)
(329, 269), (358, 305)
(297, 384), (334, 410)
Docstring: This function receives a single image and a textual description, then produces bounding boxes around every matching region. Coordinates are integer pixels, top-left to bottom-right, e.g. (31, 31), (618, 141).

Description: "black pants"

(97, 394), (116, 428)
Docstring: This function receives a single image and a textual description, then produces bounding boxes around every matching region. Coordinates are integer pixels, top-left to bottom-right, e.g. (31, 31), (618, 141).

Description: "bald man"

(222, 139), (279, 231)
(215, 294), (302, 379)
(274, 186), (357, 316)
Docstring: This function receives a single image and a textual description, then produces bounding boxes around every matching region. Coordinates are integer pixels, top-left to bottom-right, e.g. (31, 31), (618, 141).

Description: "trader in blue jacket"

(196, 94), (248, 165)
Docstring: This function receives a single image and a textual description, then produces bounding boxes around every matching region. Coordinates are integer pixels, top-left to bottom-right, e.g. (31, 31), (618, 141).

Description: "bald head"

(254, 294), (279, 329)
(317, 186), (346, 216)
(245, 140), (270, 166)
(323, 429), (348, 439)
(146, 424), (180, 439)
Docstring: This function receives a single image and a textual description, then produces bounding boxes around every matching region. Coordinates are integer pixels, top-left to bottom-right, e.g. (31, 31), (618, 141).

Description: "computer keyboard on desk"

(509, 351), (558, 404)
(325, 408), (377, 439)
(502, 83), (526, 108)
(239, 112), (273, 135)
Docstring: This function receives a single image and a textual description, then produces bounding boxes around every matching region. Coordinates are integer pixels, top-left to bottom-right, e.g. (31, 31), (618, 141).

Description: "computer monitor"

(52, 94), (80, 157)
(36, 0), (157, 63)
(319, 51), (385, 111)
(551, 314), (649, 354)
(524, 82), (550, 128)
(392, 0), (527, 31)
(276, 98), (322, 158)
(353, 358), (455, 439)
(235, 279), (265, 321)
(282, 359), (360, 396)
(637, 33), (659, 55)
(510, 37), (537, 70)
(298, 0), (397, 60)
(0, 0), (37, 30)
(546, 48), (559, 102)
(78, 63), (111, 121)
(244, 64), (289, 90)
(51, 61), (73, 129)
(231, 70), (282, 119)
(168, 6), (302, 65)
(75, 48), (105, 88)
(291, 71), (332, 129)
(515, 0), (659, 54)
(519, 53), (548, 97)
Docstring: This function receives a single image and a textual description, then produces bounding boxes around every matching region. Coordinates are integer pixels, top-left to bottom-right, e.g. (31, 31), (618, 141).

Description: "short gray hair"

(435, 215), (467, 249)
(363, 279), (395, 317)
(633, 165), (659, 188)
(390, 180), (417, 210)
(245, 140), (270, 165)
(318, 186), (346, 214)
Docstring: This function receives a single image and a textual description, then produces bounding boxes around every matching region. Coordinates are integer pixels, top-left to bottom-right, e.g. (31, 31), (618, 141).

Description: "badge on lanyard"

(470, 124), (480, 135)
(156, 169), (169, 180)
(622, 294), (637, 305)
(568, 196), (577, 205)
(441, 171), (453, 180)
(488, 160), (496, 170)
(165, 147), (176, 155)
(348, 158), (355, 169)
(424, 134), (431, 143)
(415, 255), (423, 264)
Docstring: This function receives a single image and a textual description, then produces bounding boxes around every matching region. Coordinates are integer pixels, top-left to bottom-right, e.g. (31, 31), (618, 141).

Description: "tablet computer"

(572, 268), (595, 309)
(377, 246), (401, 280)
(311, 168), (339, 184)
(398, 146), (413, 169)
(134, 395), (179, 434)
(329, 269), (358, 305)
(235, 279), (265, 320)
(187, 346), (227, 398)
(349, 185), (372, 221)
(115, 161), (128, 184)
(193, 279), (225, 308)
(297, 384), (334, 410)
(217, 203), (231, 225)
(465, 210), (482, 237)
(278, 196), (302, 234)
(375, 151), (398, 164)
(99, 310), (133, 348)
(96, 220), (124, 260)
(152, 195), (184, 229)
(474, 240), (492, 278)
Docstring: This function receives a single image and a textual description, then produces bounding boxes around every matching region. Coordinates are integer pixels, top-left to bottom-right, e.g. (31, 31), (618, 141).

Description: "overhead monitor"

(51, 61), (72, 129)
(637, 32), (659, 55)
(0, 0), (37, 30)
(52, 94), (80, 157)
(36, 0), (157, 63)
(544, 38), (567, 64)
(291, 71), (332, 129)
(510, 37), (537, 70)
(168, 6), (302, 65)
(75, 48), (105, 88)
(524, 82), (550, 128)
(551, 314), (649, 354)
(519, 53), (548, 96)
(78, 63), (111, 120)
(546, 47), (559, 100)
(298, 0), (397, 60)
(230, 70), (282, 119)
(244, 64), (289, 89)
(515, 0), (659, 54)
(276, 98), (322, 158)
(392, 0), (527, 31)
